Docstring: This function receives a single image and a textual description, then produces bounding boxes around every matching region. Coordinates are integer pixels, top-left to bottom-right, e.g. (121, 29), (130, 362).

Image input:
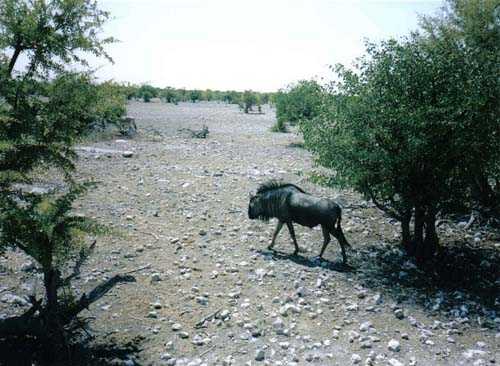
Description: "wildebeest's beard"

(248, 196), (269, 221)
(257, 213), (270, 222)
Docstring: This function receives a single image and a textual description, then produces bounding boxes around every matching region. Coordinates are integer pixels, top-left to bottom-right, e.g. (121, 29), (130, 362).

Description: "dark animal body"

(248, 180), (351, 263)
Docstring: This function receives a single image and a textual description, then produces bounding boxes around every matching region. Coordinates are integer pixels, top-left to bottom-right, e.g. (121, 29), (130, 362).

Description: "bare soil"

(1, 101), (499, 366)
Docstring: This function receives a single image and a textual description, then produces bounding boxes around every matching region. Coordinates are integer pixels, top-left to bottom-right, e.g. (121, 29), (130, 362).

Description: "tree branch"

(60, 240), (96, 287)
(367, 190), (404, 221)
(7, 45), (22, 76)
(66, 274), (136, 319)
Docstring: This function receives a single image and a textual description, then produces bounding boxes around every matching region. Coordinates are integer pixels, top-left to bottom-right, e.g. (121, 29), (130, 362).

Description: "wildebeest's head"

(248, 193), (264, 220)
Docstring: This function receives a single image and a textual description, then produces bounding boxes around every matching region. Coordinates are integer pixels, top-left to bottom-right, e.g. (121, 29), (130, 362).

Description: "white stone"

(151, 273), (162, 282)
(20, 261), (36, 272)
(360, 321), (372, 332)
(388, 358), (405, 366)
(463, 349), (486, 359)
(388, 339), (401, 352)
(279, 342), (290, 349)
(351, 354), (362, 364)
(166, 341), (175, 350)
(274, 318), (285, 334)
(1, 294), (29, 306)
(255, 348), (265, 361)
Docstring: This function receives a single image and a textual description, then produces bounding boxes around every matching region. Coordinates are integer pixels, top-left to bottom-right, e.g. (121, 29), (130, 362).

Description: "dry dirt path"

(1, 102), (498, 366)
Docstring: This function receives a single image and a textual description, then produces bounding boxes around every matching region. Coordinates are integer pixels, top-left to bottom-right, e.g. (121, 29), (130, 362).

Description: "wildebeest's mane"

(256, 179), (306, 195)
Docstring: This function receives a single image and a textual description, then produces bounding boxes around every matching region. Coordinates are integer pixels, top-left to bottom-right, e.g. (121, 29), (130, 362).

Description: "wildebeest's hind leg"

(330, 223), (350, 264)
(319, 224), (331, 260)
(269, 221), (284, 251)
(285, 221), (300, 256)
(327, 207), (350, 264)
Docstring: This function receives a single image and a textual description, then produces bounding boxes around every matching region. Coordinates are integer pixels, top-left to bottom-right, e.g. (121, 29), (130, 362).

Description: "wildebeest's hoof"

(293, 250), (299, 256)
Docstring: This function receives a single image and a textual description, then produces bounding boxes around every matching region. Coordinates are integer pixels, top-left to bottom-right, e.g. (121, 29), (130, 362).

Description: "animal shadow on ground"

(353, 239), (500, 325)
(256, 249), (356, 273)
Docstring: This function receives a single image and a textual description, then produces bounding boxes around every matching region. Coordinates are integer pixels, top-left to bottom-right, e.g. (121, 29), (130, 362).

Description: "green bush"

(270, 116), (288, 133)
(222, 90), (239, 104)
(95, 81), (127, 126)
(189, 89), (202, 103)
(137, 84), (157, 101)
(143, 90), (153, 102)
(273, 80), (325, 132)
(241, 90), (259, 113)
(302, 0), (500, 261)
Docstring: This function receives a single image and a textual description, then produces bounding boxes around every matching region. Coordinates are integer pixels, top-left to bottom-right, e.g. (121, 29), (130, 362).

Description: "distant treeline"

(124, 84), (274, 109)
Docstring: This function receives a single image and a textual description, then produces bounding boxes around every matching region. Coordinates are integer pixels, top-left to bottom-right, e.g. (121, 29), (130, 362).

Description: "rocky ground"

(1, 101), (499, 366)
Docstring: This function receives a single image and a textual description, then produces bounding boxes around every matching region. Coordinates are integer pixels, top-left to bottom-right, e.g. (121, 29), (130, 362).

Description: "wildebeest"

(248, 180), (351, 263)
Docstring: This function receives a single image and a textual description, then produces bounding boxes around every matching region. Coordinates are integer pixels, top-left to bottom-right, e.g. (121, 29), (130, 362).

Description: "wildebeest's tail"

(336, 206), (351, 248)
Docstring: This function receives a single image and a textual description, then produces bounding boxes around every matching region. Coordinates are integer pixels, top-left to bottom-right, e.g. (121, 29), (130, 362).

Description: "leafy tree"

(94, 81), (129, 133)
(260, 93), (272, 105)
(241, 90), (259, 113)
(302, 1), (500, 261)
(274, 80), (325, 132)
(161, 87), (178, 103)
(176, 88), (187, 102)
(203, 89), (214, 101)
(0, 0), (134, 354)
(122, 83), (137, 100)
(419, 0), (500, 208)
(189, 89), (202, 103)
(135, 84), (157, 102)
(97, 81), (127, 122)
(143, 90), (153, 102)
(222, 90), (239, 104)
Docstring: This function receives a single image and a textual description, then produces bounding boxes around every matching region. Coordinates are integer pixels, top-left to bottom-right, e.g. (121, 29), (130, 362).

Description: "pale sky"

(93, 0), (443, 92)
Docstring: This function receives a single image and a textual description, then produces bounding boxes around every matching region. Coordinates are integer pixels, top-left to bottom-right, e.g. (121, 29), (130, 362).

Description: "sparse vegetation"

(125, 84), (273, 108)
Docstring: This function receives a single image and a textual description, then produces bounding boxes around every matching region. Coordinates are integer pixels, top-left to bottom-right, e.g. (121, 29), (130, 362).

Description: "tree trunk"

(422, 207), (439, 259)
(43, 268), (64, 345)
(400, 209), (414, 255)
(414, 206), (439, 261)
(472, 171), (496, 206)
(412, 206), (425, 260)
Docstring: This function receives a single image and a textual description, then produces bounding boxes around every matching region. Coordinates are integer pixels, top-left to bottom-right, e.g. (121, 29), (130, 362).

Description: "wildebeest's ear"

(249, 191), (256, 199)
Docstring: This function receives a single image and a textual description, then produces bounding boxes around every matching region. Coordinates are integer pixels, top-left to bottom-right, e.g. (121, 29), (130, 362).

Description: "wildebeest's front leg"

(286, 221), (300, 255)
(269, 221), (284, 251)
(319, 224), (331, 259)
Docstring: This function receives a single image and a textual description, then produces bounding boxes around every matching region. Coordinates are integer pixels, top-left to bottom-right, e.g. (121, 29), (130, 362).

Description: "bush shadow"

(0, 332), (143, 366)
(353, 239), (500, 325)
